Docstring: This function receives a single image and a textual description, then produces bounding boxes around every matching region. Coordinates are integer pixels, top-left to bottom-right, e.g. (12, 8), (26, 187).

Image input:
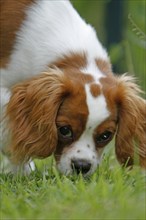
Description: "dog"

(0, 0), (145, 175)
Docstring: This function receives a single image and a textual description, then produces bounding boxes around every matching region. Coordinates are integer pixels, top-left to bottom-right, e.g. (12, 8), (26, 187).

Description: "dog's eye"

(58, 126), (73, 139)
(96, 131), (113, 143)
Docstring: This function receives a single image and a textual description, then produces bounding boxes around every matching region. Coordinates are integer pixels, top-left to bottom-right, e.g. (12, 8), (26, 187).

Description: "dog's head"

(6, 57), (146, 176)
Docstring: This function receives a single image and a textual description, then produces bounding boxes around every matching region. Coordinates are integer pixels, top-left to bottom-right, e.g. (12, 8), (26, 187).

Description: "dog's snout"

(71, 159), (91, 175)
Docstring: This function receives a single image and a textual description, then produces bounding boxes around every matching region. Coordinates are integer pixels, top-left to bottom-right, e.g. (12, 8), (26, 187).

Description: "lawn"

(0, 148), (146, 220)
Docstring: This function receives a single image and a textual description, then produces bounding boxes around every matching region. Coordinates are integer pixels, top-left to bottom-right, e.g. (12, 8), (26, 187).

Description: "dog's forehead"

(85, 84), (110, 130)
(57, 75), (110, 133)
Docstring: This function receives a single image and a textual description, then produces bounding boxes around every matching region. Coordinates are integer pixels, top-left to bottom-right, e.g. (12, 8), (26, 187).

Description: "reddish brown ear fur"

(115, 75), (146, 168)
(6, 69), (72, 163)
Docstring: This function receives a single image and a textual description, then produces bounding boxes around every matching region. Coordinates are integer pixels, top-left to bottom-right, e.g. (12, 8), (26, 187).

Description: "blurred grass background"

(71, 0), (146, 95)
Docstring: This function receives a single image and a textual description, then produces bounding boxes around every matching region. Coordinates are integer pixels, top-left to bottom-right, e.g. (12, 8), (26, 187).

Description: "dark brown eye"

(58, 126), (73, 139)
(96, 131), (113, 144)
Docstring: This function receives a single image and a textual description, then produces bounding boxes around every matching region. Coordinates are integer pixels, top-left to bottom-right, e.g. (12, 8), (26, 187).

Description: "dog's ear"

(115, 75), (146, 168)
(6, 69), (72, 163)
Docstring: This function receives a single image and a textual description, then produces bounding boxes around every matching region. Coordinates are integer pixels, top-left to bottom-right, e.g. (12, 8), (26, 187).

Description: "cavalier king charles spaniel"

(0, 0), (145, 175)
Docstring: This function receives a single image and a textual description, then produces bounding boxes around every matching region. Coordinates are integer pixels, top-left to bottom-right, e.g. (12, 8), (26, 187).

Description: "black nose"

(71, 159), (91, 175)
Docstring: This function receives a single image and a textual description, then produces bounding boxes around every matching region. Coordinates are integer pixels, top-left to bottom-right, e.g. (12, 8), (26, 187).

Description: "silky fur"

(6, 69), (73, 163)
(0, 0), (146, 173)
(115, 75), (146, 168)
(6, 71), (146, 168)
(101, 74), (146, 168)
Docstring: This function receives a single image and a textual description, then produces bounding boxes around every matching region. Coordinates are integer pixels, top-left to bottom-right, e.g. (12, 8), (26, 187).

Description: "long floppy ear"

(6, 69), (72, 163)
(115, 75), (146, 168)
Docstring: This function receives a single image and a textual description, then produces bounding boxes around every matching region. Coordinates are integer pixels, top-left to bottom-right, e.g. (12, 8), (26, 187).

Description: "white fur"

(0, 158), (35, 175)
(0, 0), (110, 175)
(1, 0), (108, 88)
(0, 87), (11, 150)
(85, 84), (110, 128)
(80, 60), (105, 84)
(57, 85), (110, 176)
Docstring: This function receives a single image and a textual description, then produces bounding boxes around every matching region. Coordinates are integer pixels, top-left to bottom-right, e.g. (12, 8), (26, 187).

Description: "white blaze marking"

(57, 84), (110, 176)
(85, 84), (110, 130)
(80, 61), (106, 84)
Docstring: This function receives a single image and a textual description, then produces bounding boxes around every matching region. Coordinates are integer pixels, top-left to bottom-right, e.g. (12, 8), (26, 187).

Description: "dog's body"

(0, 0), (145, 175)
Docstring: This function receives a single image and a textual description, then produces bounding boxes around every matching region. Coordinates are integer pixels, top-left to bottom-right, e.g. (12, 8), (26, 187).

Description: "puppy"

(0, 0), (145, 175)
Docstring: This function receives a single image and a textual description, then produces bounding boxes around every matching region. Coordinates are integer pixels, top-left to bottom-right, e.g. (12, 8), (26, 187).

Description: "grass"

(0, 149), (146, 220)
